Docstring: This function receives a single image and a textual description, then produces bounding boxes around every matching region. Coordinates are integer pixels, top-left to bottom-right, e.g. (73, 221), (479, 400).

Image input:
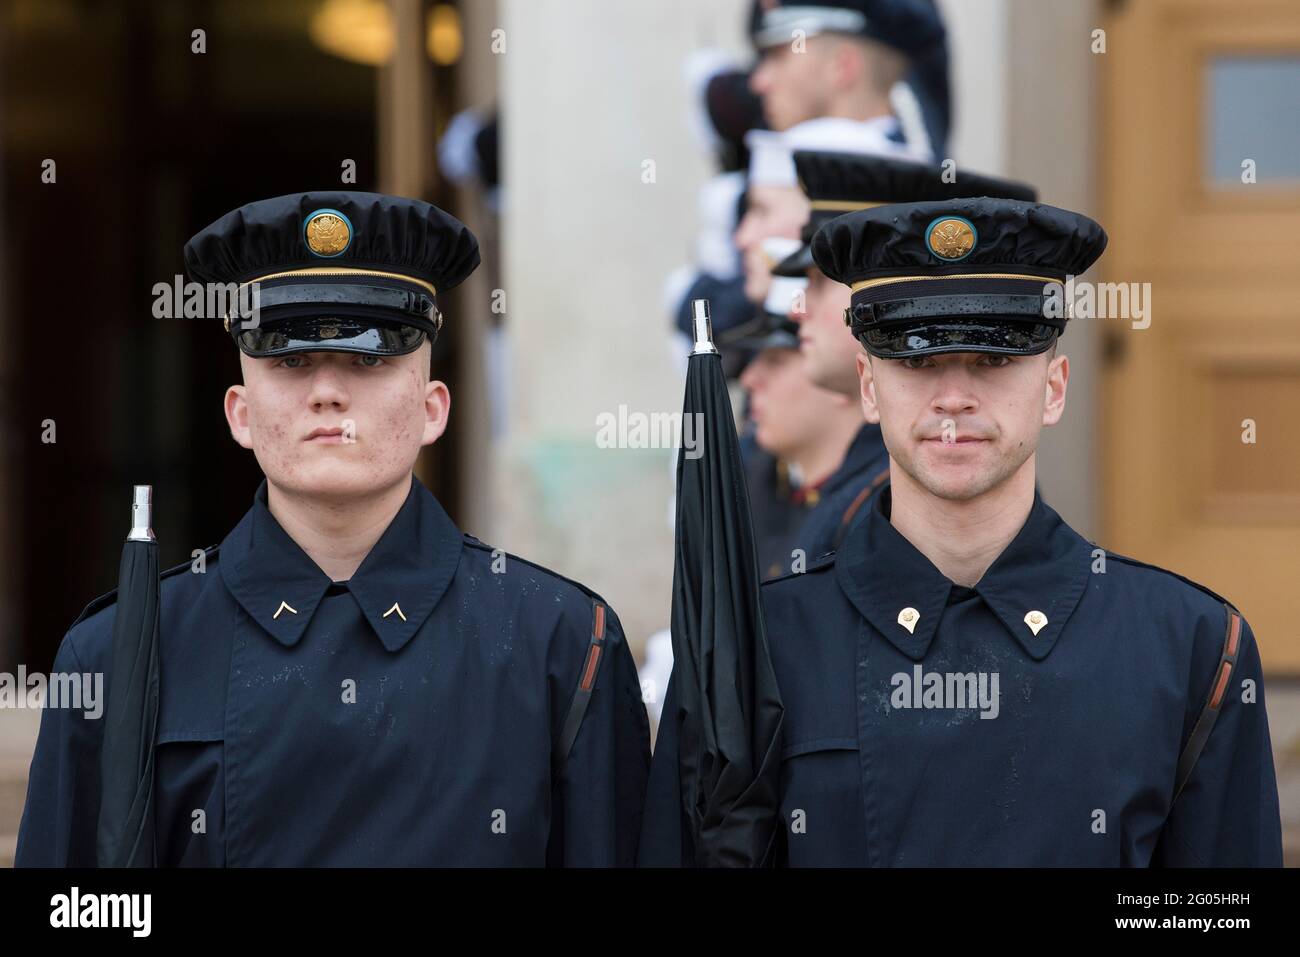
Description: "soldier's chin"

(753, 425), (788, 459)
(912, 461), (1002, 503)
(802, 350), (836, 392)
(275, 461), (388, 500)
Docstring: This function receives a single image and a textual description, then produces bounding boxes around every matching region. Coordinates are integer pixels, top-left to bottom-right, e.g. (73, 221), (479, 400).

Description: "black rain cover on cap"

(811, 198), (1106, 357)
(772, 151), (1038, 278)
(184, 191), (480, 356)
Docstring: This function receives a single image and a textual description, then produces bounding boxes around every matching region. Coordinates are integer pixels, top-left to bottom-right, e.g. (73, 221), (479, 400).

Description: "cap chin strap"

(222, 267), (439, 332)
(253, 281), (434, 320)
(846, 292), (1062, 337)
(859, 323), (1061, 359)
(235, 323), (428, 358)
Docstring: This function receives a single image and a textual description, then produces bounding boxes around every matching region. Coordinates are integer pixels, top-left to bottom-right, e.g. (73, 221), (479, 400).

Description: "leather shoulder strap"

(831, 467), (890, 552)
(1172, 603), (1243, 803)
(553, 598), (608, 775)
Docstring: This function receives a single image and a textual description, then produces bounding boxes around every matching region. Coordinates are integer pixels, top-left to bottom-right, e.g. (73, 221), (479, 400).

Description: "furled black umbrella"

(670, 299), (785, 866)
(96, 485), (160, 867)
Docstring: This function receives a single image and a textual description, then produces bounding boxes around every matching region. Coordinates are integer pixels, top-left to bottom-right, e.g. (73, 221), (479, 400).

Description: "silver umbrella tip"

(689, 298), (719, 355)
(128, 484), (156, 542)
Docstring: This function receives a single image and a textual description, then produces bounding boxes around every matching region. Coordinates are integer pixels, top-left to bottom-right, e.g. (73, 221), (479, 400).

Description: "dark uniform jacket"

(18, 476), (651, 866)
(741, 435), (805, 582)
(640, 485), (1283, 866)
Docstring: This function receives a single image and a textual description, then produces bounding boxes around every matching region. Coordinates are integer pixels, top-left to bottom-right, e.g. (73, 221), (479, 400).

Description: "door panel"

(1102, 0), (1300, 672)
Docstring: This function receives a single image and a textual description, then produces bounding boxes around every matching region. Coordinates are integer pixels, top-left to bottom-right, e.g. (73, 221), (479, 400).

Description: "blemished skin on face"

(740, 346), (859, 462)
(857, 347), (1068, 502)
(793, 269), (860, 397)
(750, 37), (844, 131)
(224, 339), (448, 503)
(734, 185), (811, 304)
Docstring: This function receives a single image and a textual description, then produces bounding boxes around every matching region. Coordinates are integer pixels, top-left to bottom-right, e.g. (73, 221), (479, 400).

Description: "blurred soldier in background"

(747, 0), (947, 159)
(733, 308), (865, 580)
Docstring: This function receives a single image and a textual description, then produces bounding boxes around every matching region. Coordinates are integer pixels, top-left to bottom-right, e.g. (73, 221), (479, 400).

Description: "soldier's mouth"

(306, 427), (346, 443)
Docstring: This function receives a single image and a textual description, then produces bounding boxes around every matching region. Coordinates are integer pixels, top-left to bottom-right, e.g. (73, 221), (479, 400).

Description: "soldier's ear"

(1042, 353), (1069, 427)
(421, 379), (450, 448)
(858, 352), (880, 425)
(224, 384), (254, 450)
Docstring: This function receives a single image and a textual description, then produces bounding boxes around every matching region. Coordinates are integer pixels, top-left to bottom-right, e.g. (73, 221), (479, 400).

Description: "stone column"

(495, 0), (750, 655)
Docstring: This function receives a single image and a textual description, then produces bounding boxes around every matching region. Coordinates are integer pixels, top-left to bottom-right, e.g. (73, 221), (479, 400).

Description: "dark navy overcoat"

(640, 486), (1282, 866)
(18, 476), (650, 866)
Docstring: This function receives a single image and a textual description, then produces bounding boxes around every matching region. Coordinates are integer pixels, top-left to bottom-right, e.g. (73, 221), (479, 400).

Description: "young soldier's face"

(794, 269), (859, 397)
(224, 339), (449, 500)
(858, 348), (1069, 501)
(733, 186), (809, 305)
(750, 38), (840, 131)
(740, 346), (855, 460)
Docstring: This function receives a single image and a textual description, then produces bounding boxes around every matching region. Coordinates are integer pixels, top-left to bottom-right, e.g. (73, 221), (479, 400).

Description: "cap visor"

(771, 244), (815, 278)
(235, 317), (428, 358)
(860, 320), (1060, 359)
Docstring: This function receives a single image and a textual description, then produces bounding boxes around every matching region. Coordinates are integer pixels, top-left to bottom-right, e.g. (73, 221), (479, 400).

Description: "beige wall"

(494, 0), (751, 652)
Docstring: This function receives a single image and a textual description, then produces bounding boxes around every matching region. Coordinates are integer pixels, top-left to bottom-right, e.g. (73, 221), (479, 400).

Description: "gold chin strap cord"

(240, 266), (437, 298)
(808, 199), (886, 212)
(850, 272), (1065, 293)
(221, 267), (439, 331)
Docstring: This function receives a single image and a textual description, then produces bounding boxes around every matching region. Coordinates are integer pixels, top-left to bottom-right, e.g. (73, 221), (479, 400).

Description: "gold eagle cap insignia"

(304, 209), (351, 257)
(926, 217), (976, 261)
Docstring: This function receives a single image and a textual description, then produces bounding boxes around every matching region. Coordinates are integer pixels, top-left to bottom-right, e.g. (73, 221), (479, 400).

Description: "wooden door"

(1102, 0), (1300, 672)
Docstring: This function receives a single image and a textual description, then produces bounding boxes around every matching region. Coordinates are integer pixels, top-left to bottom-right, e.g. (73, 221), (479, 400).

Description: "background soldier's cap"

(748, 0), (945, 56)
(720, 311), (801, 355)
(772, 151), (1037, 277)
(183, 190), (480, 358)
(811, 197), (1107, 358)
(720, 249), (805, 357)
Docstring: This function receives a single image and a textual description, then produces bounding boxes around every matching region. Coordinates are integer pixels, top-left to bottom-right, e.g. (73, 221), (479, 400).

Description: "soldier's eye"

(276, 355), (308, 369)
(901, 356), (933, 370)
(979, 355), (1013, 368)
(355, 355), (384, 367)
